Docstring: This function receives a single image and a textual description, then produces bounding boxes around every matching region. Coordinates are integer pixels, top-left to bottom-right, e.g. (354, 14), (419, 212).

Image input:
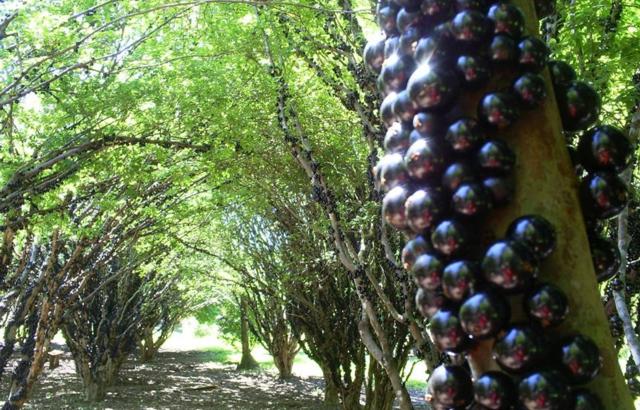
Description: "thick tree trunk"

(273, 345), (296, 379)
(138, 327), (157, 363)
(237, 296), (259, 371)
(464, 1), (634, 408)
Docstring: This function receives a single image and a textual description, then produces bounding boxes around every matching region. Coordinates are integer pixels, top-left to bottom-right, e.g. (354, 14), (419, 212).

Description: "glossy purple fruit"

(589, 235), (621, 282)
(456, 0), (488, 12)
(397, 7), (421, 33)
(384, 122), (412, 153)
(571, 389), (605, 410)
(456, 55), (491, 87)
(427, 365), (474, 408)
(392, 90), (419, 124)
(414, 35), (455, 67)
(481, 240), (538, 292)
(402, 235), (431, 271)
(415, 288), (446, 318)
(379, 153), (410, 191)
(399, 25), (422, 55)
(384, 36), (401, 58)
(364, 37), (386, 73)
(459, 291), (510, 339)
(442, 260), (478, 301)
(557, 335), (602, 384)
(443, 162), (475, 192)
(579, 172), (628, 219)
(393, 0), (422, 11)
(412, 253), (445, 289)
(477, 139), (516, 174)
(518, 37), (549, 72)
(446, 118), (486, 153)
(451, 10), (491, 43)
(489, 34), (517, 65)
(452, 183), (492, 217)
(473, 371), (517, 409)
(524, 283), (569, 327)
(483, 176), (514, 206)
(405, 137), (445, 180)
(380, 53), (417, 93)
(378, 6), (400, 35)
(548, 60), (576, 88)
(577, 125), (632, 173)
(513, 73), (546, 108)
(408, 65), (460, 110)
(494, 324), (546, 373)
(430, 308), (468, 352)
(421, 0), (453, 21)
(506, 215), (556, 259)
(478, 93), (520, 128)
(383, 186), (410, 229)
(431, 219), (469, 256)
(406, 188), (446, 232)
(380, 92), (399, 126)
(487, 3), (525, 38)
(413, 111), (442, 136)
(557, 81), (601, 132)
(518, 371), (571, 410)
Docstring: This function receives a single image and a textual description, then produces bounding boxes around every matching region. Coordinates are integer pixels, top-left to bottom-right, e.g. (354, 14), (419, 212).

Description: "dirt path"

(8, 348), (426, 409)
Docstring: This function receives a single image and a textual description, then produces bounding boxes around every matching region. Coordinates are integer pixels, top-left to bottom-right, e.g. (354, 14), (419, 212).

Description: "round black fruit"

(413, 111), (442, 136)
(380, 53), (417, 93)
(456, 55), (491, 88)
(459, 291), (510, 339)
(416, 288), (446, 318)
(524, 283), (569, 327)
(506, 214), (556, 260)
(392, 90), (419, 124)
(431, 219), (469, 256)
(442, 162), (475, 192)
(420, 0), (453, 21)
(445, 117), (486, 153)
(379, 153), (409, 191)
(487, 3), (525, 38)
(408, 64), (460, 110)
(380, 92), (399, 126)
(396, 7), (421, 33)
(455, 0), (488, 12)
(452, 183), (492, 217)
(430, 308), (469, 353)
(483, 176), (514, 206)
(402, 235), (431, 271)
(404, 137), (445, 181)
(427, 365), (474, 408)
(412, 253), (445, 290)
(481, 240), (538, 292)
(489, 34), (518, 65)
(477, 139), (516, 175)
(473, 371), (517, 410)
(405, 188), (446, 232)
(579, 172), (628, 219)
(518, 371), (571, 410)
(364, 36), (386, 73)
(518, 37), (549, 72)
(384, 122), (412, 153)
(513, 73), (546, 108)
(557, 81), (601, 132)
(478, 93), (520, 129)
(557, 335), (602, 385)
(589, 235), (621, 282)
(493, 324), (546, 373)
(442, 260), (478, 301)
(378, 6), (399, 36)
(450, 10), (491, 43)
(383, 186), (410, 229)
(548, 60), (576, 88)
(414, 35), (453, 67)
(571, 389), (605, 410)
(577, 125), (632, 173)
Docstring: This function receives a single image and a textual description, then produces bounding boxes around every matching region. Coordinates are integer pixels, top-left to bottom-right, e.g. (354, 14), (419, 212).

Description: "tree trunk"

(237, 296), (259, 370)
(139, 327), (157, 363)
(464, 1), (634, 409)
(273, 346), (295, 379)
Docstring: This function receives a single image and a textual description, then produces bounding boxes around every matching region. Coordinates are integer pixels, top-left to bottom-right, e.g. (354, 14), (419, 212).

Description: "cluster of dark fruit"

(553, 61), (633, 284)
(365, 0), (616, 409)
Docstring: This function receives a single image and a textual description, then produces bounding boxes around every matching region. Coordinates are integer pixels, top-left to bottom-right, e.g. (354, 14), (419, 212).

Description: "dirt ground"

(5, 348), (427, 410)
